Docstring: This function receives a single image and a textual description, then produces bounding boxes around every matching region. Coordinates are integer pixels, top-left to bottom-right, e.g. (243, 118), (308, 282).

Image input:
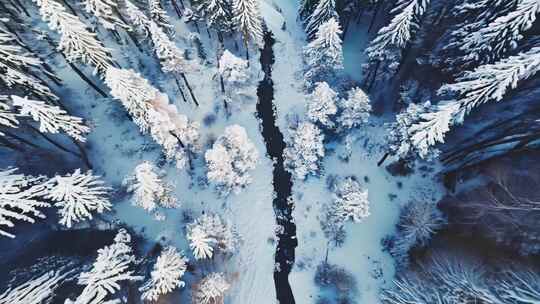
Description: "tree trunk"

(64, 60), (108, 98)
(377, 151), (390, 167)
(174, 77), (189, 103)
(171, 0), (182, 17)
(27, 124), (82, 159)
(181, 73), (199, 106)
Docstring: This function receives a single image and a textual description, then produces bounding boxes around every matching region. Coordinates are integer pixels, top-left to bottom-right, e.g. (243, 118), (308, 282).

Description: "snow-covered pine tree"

(82, 0), (126, 30)
(33, 0), (113, 75)
(70, 229), (142, 304)
(218, 50), (250, 87)
(140, 246), (188, 301)
(123, 0), (152, 31)
(304, 0), (338, 40)
(193, 272), (230, 304)
(187, 225), (215, 259)
(205, 124), (258, 196)
(303, 17), (343, 82)
(194, 0), (233, 34)
(306, 82), (338, 128)
(148, 0), (175, 36)
(332, 177), (370, 223)
(105, 67), (200, 167)
(386, 101), (438, 160)
(364, 0), (430, 83)
(12, 95), (90, 142)
(456, 0), (540, 68)
(284, 121), (325, 180)
(0, 29), (58, 101)
(408, 46), (540, 159)
(148, 21), (198, 88)
(232, 0), (263, 57)
(298, 0), (318, 21)
(337, 87), (371, 131)
(46, 169), (112, 228)
(124, 161), (176, 212)
(0, 168), (50, 238)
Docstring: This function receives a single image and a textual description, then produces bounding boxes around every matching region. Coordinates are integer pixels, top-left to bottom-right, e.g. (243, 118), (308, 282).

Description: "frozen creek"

(256, 30), (297, 304)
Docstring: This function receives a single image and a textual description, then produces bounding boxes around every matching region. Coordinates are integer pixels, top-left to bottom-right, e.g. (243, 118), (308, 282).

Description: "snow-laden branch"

(458, 0), (540, 66)
(82, 0), (126, 30)
(408, 47), (540, 158)
(105, 67), (200, 168)
(0, 168), (50, 238)
(70, 229), (142, 304)
(33, 0), (113, 74)
(47, 169), (112, 228)
(0, 29), (58, 100)
(140, 246), (188, 301)
(366, 0), (430, 60)
(12, 95), (90, 142)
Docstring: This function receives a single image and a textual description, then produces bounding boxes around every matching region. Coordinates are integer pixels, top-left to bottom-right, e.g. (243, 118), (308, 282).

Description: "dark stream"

(256, 30), (298, 304)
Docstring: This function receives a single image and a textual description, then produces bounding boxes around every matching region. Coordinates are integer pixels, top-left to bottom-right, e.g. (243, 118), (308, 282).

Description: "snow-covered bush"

(47, 169), (112, 228)
(322, 176), (369, 246)
(388, 200), (446, 268)
(331, 177), (370, 223)
(284, 121), (325, 180)
(186, 213), (238, 260)
(218, 50), (250, 87)
(12, 95), (90, 142)
(70, 229), (142, 304)
(337, 87), (371, 131)
(303, 17), (343, 82)
(33, 0), (113, 74)
(306, 82), (338, 128)
(140, 246), (188, 302)
(124, 161), (177, 212)
(193, 272), (230, 304)
(0, 168), (50, 238)
(205, 125), (258, 196)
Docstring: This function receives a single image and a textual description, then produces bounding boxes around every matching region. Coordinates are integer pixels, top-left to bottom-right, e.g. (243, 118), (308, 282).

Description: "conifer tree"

(82, 0), (126, 29)
(33, 0), (113, 75)
(232, 0), (263, 59)
(304, 0), (338, 40)
(303, 17), (343, 82)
